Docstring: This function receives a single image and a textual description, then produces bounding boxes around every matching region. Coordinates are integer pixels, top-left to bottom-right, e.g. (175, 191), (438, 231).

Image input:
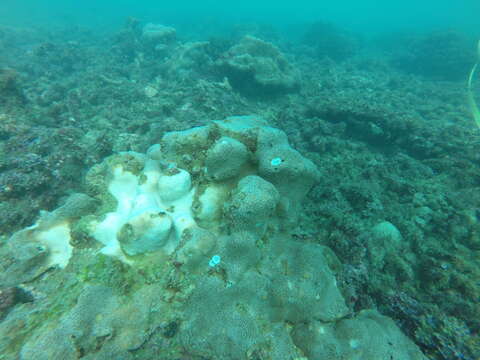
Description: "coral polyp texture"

(0, 116), (427, 359)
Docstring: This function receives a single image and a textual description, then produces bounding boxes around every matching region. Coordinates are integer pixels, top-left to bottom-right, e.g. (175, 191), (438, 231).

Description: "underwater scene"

(0, 1), (479, 359)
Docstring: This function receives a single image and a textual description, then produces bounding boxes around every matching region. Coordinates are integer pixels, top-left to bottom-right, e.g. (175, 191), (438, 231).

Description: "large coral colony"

(3, 115), (426, 359)
(0, 20), (479, 360)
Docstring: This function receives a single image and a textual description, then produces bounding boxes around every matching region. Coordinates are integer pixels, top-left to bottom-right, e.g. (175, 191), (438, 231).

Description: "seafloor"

(0, 20), (479, 360)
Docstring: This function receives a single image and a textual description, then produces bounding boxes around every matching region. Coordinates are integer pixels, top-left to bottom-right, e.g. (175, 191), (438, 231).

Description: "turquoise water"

(2, 0), (479, 33)
(0, 1), (479, 359)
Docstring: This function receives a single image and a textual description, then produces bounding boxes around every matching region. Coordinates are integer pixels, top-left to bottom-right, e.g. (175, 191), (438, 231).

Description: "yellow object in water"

(467, 40), (480, 128)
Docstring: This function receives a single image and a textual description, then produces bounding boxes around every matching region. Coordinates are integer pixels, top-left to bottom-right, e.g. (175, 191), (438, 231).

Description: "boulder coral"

(217, 36), (300, 97)
(0, 115), (428, 360)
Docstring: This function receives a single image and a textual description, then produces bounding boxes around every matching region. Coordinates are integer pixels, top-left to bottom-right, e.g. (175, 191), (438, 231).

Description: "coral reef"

(0, 21), (478, 360)
(217, 36), (300, 97)
(302, 21), (358, 61)
(393, 31), (476, 80)
(0, 67), (24, 106)
(0, 287), (32, 320)
(0, 117), (427, 359)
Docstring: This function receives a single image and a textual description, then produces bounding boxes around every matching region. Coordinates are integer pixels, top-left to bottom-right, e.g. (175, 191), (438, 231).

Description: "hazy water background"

(1, 1), (480, 359)
(2, 0), (479, 36)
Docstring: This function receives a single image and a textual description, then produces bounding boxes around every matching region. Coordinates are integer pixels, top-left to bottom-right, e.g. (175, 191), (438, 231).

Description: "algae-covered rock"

(367, 220), (404, 269)
(163, 41), (215, 80)
(0, 241), (49, 287)
(20, 284), (165, 360)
